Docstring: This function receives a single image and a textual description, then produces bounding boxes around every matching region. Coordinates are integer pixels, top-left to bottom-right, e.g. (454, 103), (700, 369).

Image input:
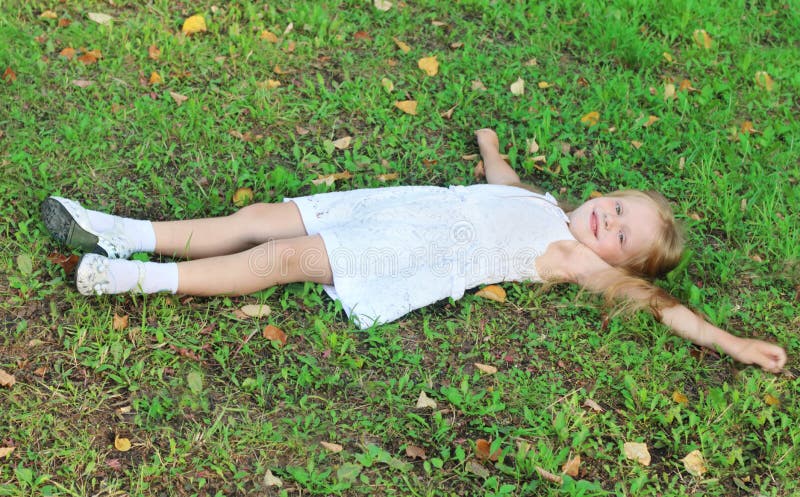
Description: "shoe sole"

(41, 198), (109, 257)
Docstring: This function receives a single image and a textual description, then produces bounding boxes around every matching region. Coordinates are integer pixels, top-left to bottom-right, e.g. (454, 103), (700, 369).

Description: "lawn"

(1, 0), (799, 495)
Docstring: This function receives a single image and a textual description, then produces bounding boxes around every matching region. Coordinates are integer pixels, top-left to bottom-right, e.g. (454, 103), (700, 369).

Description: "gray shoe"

(41, 196), (132, 258)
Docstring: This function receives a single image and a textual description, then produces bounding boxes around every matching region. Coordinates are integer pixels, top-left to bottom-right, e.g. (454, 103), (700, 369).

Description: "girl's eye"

(615, 202), (622, 215)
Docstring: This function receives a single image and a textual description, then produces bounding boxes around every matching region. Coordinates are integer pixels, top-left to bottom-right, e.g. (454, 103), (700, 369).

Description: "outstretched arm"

(475, 129), (521, 185)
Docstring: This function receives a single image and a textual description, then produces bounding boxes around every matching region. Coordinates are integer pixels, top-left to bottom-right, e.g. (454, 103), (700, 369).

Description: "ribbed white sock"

(86, 209), (157, 253)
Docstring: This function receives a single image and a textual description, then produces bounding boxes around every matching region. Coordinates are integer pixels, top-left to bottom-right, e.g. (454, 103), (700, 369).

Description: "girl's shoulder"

(536, 240), (610, 283)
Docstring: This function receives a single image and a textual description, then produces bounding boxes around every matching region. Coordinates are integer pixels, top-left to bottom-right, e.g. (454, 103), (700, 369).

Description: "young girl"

(41, 129), (787, 373)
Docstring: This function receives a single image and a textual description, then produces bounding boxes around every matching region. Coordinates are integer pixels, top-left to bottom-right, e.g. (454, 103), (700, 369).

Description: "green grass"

(1, 0), (799, 495)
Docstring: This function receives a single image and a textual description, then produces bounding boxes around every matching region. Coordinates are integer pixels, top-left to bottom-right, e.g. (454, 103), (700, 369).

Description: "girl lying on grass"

(41, 129), (787, 373)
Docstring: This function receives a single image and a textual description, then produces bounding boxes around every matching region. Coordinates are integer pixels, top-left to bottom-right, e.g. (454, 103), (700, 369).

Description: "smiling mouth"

(590, 210), (598, 238)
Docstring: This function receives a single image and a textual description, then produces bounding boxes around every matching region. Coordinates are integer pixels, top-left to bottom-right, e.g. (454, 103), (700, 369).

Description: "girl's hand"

(731, 338), (787, 373)
(475, 128), (500, 153)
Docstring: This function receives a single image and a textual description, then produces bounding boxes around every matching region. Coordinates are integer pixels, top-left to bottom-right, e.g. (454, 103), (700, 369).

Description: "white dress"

(287, 184), (575, 328)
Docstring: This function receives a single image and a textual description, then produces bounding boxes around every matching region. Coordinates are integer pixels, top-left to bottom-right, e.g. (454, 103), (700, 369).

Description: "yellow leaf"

(0, 369), (15, 388)
(415, 390), (437, 409)
(256, 79), (281, 89)
(475, 284), (506, 302)
(332, 136), (352, 150)
(754, 71), (774, 92)
(561, 454), (581, 477)
(320, 441), (343, 453)
(377, 173), (399, 182)
(381, 77), (394, 93)
(148, 71), (163, 85)
(692, 29), (712, 49)
(537, 81), (551, 89)
(642, 115), (659, 127)
(114, 436), (131, 452)
(112, 313), (129, 331)
(40, 10), (58, 19)
(630, 140), (643, 149)
(662, 52), (674, 63)
(260, 30), (278, 43)
(672, 390), (689, 405)
(580, 111), (600, 126)
(262, 325), (287, 345)
(681, 450), (707, 476)
(474, 363), (498, 375)
(623, 442), (651, 466)
(740, 121), (756, 134)
(764, 393), (780, 407)
(679, 79), (695, 91)
(664, 83), (676, 100)
(0, 447), (15, 458)
(182, 15), (207, 35)
(374, 0), (393, 11)
(394, 100), (418, 115)
(230, 188), (253, 208)
(88, 12), (113, 25)
(392, 37), (410, 53)
(589, 190), (603, 199)
(311, 171), (353, 186)
(418, 56), (439, 76)
(240, 304), (271, 318)
(510, 78), (525, 96)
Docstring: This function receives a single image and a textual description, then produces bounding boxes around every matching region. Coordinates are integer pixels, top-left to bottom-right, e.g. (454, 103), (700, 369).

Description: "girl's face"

(568, 195), (661, 266)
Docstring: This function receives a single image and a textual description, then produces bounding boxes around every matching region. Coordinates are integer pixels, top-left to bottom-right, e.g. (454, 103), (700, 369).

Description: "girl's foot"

(41, 197), (155, 258)
(75, 253), (178, 295)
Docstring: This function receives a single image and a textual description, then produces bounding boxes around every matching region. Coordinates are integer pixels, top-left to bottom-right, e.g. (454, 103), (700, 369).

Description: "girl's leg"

(153, 202), (308, 259)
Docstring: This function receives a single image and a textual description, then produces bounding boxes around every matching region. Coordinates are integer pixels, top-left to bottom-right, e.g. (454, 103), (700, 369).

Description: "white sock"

(106, 259), (179, 294)
(85, 209), (156, 253)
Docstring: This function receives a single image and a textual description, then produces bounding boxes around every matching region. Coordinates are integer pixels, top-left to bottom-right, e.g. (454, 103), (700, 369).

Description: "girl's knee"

(233, 202), (271, 222)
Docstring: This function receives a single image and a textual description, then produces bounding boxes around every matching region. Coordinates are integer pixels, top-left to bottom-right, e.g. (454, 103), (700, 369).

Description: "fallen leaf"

(106, 458), (122, 470)
(392, 37), (410, 52)
(239, 303), (271, 318)
(580, 111), (600, 126)
(525, 58), (538, 66)
(692, 29), (712, 49)
(672, 390), (689, 406)
(474, 363), (498, 375)
(273, 65), (288, 74)
(416, 390), (437, 409)
(471, 79), (487, 91)
(233, 187), (254, 207)
(536, 466), (563, 484)
(312, 171), (353, 186)
(354, 30), (371, 40)
(475, 285), (506, 302)
(764, 393), (780, 407)
(148, 71), (163, 85)
(3, 67), (16, 83)
(71, 79), (93, 88)
(148, 45), (160, 60)
(182, 15), (207, 35)
(510, 78), (525, 96)
(681, 450), (707, 476)
(263, 325), (287, 345)
(40, 10), (58, 19)
(88, 12), (113, 25)
(114, 436), (131, 452)
(450, 41), (463, 49)
(538, 81), (551, 89)
(33, 366), (47, 377)
(374, 0), (393, 11)
(337, 463), (362, 482)
(531, 154), (547, 164)
(623, 442), (651, 466)
(418, 56), (439, 76)
(263, 469), (283, 487)
(256, 79), (281, 89)
(78, 49), (102, 65)
(630, 140), (643, 149)
(283, 23), (294, 35)
(320, 441), (343, 453)
(406, 445), (427, 460)
(394, 100), (418, 115)
(284, 41), (296, 53)
(475, 439), (501, 461)
(295, 125), (310, 135)
(186, 370), (203, 394)
(0, 370), (14, 388)
(381, 77), (394, 93)
(332, 136), (352, 150)
(527, 136), (540, 154)
(663, 52), (674, 62)
(170, 91), (188, 105)
(754, 71), (774, 92)
(377, 173), (399, 182)
(440, 105), (456, 119)
(0, 447), (15, 458)
(260, 30), (279, 43)
(112, 314), (129, 331)
(664, 83), (676, 100)
(562, 454), (581, 477)
(60, 47), (77, 60)
(642, 115), (659, 127)
(467, 460), (490, 478)
(740, 121), (756, 134)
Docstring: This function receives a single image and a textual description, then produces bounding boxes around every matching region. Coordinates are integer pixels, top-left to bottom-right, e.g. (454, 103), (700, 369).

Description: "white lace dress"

(287, 184), (574, 328)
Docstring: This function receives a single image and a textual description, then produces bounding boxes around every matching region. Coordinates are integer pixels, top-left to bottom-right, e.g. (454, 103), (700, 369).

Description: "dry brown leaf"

(320, 441), (343, 453)
(114, 436), (131, 452)
(764, 393), (780, 407)
(148, 44), (160, 60)
(255, 79), (281, 89)
(78, 49), (102, 65)
(475, 285), (506, 302)
(392, 37), (410, 53)
(0, 369), (15, 388)
(2, 67), (15, 83)
(113, 314), (129, 331)
(561, 454), (581, 477)
(374, 0), (393, 11)
(418, 56), (439, 76)
(377, 173), (399, 182)
(416, 390), (437, 409)
(381, 77), (394, 93)
(239, 304), (271, 318)
(740, 121), (756, 134)
(623, 442), (651, 466)
(48, 252), (80, 273)
(394, 100), (418, 115)
(170, 91), (188, 105)
(233, 187), (254, 207)
(536, 466), (563, 484)
(664, 83), (676, 100)
(295, 125), (310, 135)
(754, 71), (774, 92)
(40, 10), (58, 19)
(450, 41), (464, 49)
(580, 111), (600, 126)
(0, 447), (15, 458)
(672, 390), (689, 405)
(681, 450), (707, 476)
(284, 40), (296, 53)
(182, 15), (207, 35)
(475, 439), (501, 461)
(263, 325), (287, 345)
(71, 79), (93, 88)
(405, 445), (427, 460)
(510, 78), (525, 96)
(312, 171), (353, 186)
(59, 47), (76, 60)
(583, 398), (604, 412)
(630, 140), (643, 149)
(260, 30), (279, 43)
(474, 363), (498, 375)
(527, 137), (540, 154)
(692, 29), (712, 49)
(264, 469), (283, 487)
(466, 460), (490, 478)
(440, 105), (456, 119)
(60, 17), (73, 27)
(33, 366), (47, 377)
(642, 115), (659, 127)
(354, 30), (371, 41)
(332, 136), (352, 150)
(88, 12), (113, 25)
(471, 79), (487, 91)
(148, 71), (163, 85)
